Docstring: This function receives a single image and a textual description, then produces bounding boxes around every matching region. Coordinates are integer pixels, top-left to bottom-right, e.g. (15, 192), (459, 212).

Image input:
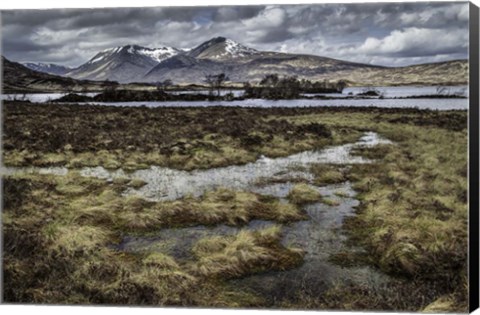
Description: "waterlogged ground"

(113, 134), (391, 303)
(2, 105), (468, 311)
(118, 181), (389, 304)
(3, 132), (392, 304)
(79, 132), (390, 201)
(2, 132), (390, 200)
(231, 182), (388, 303)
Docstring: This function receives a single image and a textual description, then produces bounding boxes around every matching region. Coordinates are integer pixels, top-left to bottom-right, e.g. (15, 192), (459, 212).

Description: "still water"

(80, 132), (392, 201)
(76, 97), (467, 110)
(0, 92), (99, 102)
(1, 85), (469, 110)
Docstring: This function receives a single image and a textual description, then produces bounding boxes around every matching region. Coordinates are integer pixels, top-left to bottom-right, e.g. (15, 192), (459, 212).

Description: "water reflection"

(80, 132), (391, 201)
(231, 182), (388, 303)
(1, 132), (391, 202)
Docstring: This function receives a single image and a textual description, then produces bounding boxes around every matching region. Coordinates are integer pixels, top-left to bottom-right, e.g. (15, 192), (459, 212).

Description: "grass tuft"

(287, 184), (321, 204)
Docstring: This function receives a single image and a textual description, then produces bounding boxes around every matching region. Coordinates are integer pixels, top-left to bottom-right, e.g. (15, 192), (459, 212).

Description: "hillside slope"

(2, 57), (118, 93)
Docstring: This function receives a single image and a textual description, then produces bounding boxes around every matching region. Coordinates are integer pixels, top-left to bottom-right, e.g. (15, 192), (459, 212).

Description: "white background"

(0, 0), (479, 315)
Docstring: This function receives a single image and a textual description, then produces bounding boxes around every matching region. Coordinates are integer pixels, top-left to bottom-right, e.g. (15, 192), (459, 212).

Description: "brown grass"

(2, 173), (305, 305)
(287, 184), (322, 204)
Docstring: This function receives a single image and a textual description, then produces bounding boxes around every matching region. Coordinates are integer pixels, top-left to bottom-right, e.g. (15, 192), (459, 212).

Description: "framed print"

(1, 1), (479, 313)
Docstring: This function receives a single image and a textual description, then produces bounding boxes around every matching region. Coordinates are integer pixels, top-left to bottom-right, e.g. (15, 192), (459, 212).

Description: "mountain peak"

(87, 44), (180, 65)
(69, 44), (182, 82)
(210, 36), (227, 43)
(188, 37), (258, 60)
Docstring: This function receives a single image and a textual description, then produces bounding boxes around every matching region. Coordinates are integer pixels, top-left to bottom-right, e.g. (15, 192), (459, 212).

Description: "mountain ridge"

(65, 44), (182, 82)
(22, 62), (72, 76)
(9, 37), (469, 86)
(187, 36), (259, 60)
(65, 37), (392, 84)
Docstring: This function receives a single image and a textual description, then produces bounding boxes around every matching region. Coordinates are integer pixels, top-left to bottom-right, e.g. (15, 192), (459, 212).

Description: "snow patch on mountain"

(189, 37), (259, 59)
(224, 39), (258, 57)
(88, 45), (181, 64)
(23, 62), (71, 69)
(89, 54), (107, 64)
(136, 47), (180, 63)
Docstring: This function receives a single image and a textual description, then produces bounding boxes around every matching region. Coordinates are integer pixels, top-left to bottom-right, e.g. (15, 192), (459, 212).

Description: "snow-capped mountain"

(22, 62), (72, 75)
(143, 37), (381, 84)
(68, 39), (259, 82)
(67, 45), (181, 82)
(187, 37), (259, 60)
(16, 36), (469, 86)
(67, 37), (383, 84)
(88, 45), (180, 65)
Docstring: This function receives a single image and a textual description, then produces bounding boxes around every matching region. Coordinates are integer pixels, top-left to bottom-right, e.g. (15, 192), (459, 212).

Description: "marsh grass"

(287, 183), (322, 204)
(341, 116), (466, 311)
(3, 172), (304, 305)
(2, 105), (468, 311)
(128, 178), (148, 189)
(321, 198), (341, 206)
(344, 126), (467, 280)
(149, 188), (306, 229)
(310, 163), (346, 186)
(350, 144), (393, 160)
(254, 175), (308, 187)
(276, 109), (468, 311)
(334, 190), (351, 198)
(190, 226), (304, 279)
(280, 277), (465, 312)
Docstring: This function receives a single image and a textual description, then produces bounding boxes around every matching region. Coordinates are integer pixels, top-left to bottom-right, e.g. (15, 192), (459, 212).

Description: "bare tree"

(156, 79), (173, 91)
(204, 73), (229, 97)
(335, 80), (347, 92)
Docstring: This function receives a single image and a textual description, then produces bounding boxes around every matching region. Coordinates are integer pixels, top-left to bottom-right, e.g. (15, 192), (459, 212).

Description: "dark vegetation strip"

(3, 102), (465, 154)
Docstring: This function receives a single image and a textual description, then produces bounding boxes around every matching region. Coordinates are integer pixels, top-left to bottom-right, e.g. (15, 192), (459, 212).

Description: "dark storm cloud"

(3, 38), (49, 52)
(212, 6), (263, 22)
(1, 2), (469, 67)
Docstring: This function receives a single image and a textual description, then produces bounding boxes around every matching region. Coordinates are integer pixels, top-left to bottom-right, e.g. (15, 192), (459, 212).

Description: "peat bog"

(2, 101), (468, 312)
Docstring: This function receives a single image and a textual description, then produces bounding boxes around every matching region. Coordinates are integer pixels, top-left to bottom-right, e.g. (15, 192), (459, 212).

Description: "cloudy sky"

(1, 1), (470, 67)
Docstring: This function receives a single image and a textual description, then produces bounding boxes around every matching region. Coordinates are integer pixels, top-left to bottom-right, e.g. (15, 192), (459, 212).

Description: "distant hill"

(2, 56), (118, 93)
(22, 62), (72, 76)
(308, 59), (469, 86)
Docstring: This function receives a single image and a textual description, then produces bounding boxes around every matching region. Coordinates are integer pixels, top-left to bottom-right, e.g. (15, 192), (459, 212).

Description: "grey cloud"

(1, 2), (470, 67)
(212, 6), (263, 22)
